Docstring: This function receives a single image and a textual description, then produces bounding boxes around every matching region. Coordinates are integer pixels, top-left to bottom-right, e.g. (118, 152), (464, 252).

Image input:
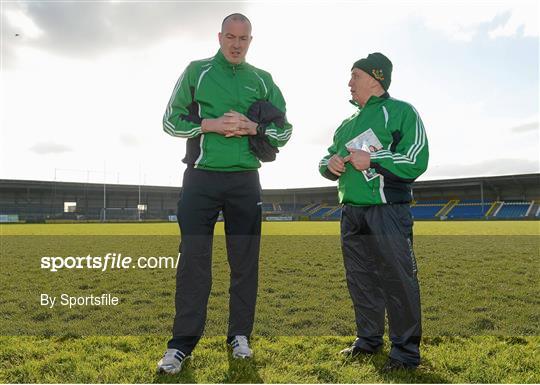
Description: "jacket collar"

(214, 49), (247, 70)
(349, 92), (390, 108)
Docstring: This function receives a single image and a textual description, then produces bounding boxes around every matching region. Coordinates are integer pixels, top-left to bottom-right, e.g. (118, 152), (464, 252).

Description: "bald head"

(218, 13), (253, 64)
(221, 13), (252, 33)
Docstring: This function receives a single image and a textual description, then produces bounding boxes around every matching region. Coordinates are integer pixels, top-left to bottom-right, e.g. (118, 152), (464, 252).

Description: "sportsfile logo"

(40, 252), (180, 272)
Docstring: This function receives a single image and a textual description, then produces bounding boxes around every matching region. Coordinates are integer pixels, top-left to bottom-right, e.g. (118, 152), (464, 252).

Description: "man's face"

(218, 20), (252, 64)
(348, 68), (373, 104)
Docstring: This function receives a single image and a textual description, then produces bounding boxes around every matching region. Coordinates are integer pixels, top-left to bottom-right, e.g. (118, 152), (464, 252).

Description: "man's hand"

(201, 111), (257, 137)
(223, 110), (258, 137)
(327, 154), (347, 177)
(344, 148), (371, 171)
(201, 116), (236, 136)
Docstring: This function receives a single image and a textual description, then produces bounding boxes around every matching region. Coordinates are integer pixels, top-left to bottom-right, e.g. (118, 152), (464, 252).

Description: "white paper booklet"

(345, 128), (383, 181)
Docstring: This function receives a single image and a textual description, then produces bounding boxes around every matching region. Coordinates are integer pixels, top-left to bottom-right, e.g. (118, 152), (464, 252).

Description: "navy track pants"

(168, 167), (262, 354)
(341, 203), (422, 366)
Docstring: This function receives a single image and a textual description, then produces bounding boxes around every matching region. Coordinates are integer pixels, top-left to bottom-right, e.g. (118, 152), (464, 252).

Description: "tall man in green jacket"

(158, 13), (292, 374)
(319, 53), (428, 371)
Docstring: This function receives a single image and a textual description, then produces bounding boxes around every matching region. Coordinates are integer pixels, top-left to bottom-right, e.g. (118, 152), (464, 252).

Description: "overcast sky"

(1, 0), (538, 189)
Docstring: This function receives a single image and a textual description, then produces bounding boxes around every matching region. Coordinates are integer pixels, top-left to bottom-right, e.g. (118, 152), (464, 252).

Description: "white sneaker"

(156, 348), (190, 374)
(229, 335), (253, 359)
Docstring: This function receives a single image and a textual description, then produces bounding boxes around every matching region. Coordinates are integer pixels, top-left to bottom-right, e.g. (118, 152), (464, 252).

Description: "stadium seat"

(495, 202), (530, 218)
(447, 203), (491, 219)
(310, 207), (333, 218)
(410, 200), (448, 219)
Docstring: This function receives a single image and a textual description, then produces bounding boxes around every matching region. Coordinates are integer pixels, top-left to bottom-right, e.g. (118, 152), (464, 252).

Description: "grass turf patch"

(0, 335), (538, 383)
(0, 222), (538, 383)
(1, 235), (538, 337)
(1, 221), (539, 236)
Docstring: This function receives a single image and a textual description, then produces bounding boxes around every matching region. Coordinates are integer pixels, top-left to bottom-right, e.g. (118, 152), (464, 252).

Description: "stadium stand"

(304, 204), (323, 215)
(447, 203), (491, 219)
(302, 203), (320, 212)
(310, 207), (333, 219)
(495, 202), (531, 219)
(411, 205), (444, 219)
(459, 199), (487, 203)
(262, 203), (274, 212)
(415, 200), (449, 204)
(325, 207), (342, 220)
(327, 209), (342, 220)
(1, 174), (538, 222)
(279, 203), (300, 213)
(411, 201), (447, 219)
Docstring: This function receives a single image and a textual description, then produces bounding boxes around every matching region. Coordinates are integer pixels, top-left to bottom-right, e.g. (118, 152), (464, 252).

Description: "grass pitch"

(0, 221), (538, 383)
(2, 220), (539, 236)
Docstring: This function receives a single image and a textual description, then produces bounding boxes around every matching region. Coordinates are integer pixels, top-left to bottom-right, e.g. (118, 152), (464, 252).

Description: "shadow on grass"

(153, 356), (197, 384)
(342, 351), (448, 384)
(377, 358), (448, 384)
(222, 351), (263, 383)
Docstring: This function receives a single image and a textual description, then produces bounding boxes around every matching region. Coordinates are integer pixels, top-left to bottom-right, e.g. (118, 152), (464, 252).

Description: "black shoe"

(339, 345), (376, 357)
(382, 358), (417, 372)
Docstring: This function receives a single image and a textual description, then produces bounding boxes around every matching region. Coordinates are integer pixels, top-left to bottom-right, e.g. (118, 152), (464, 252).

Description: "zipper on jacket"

(232, 65), (239, 108)
(233, 64), (241, 164)
(353, 107), (377, 199)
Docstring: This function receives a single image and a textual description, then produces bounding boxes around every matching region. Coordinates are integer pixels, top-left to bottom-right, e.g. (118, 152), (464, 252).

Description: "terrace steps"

(436, 200), (459, 217)
(485, 201), (502, 217)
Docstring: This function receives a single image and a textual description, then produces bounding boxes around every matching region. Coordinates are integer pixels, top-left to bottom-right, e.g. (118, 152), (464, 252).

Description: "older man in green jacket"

(319, 52), (428, 371)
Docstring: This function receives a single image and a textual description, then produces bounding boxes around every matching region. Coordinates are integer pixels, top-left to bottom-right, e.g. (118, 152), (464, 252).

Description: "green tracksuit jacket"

(319, 94), (429, 205)
(163, 50), (292, 171)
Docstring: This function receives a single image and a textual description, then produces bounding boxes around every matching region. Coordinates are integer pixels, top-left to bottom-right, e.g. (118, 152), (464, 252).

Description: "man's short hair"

(221, 13), (252, 32)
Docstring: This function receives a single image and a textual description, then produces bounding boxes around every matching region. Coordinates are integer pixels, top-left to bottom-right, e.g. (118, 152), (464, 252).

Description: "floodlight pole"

(103, 162), (106, 222)
(138, 163), (141, 222)
(53, 168), (57, 219)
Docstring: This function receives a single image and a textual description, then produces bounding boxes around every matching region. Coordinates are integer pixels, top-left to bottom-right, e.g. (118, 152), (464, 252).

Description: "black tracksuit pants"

(168, 167), (262, 355)
(341, 203), (422, 366)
